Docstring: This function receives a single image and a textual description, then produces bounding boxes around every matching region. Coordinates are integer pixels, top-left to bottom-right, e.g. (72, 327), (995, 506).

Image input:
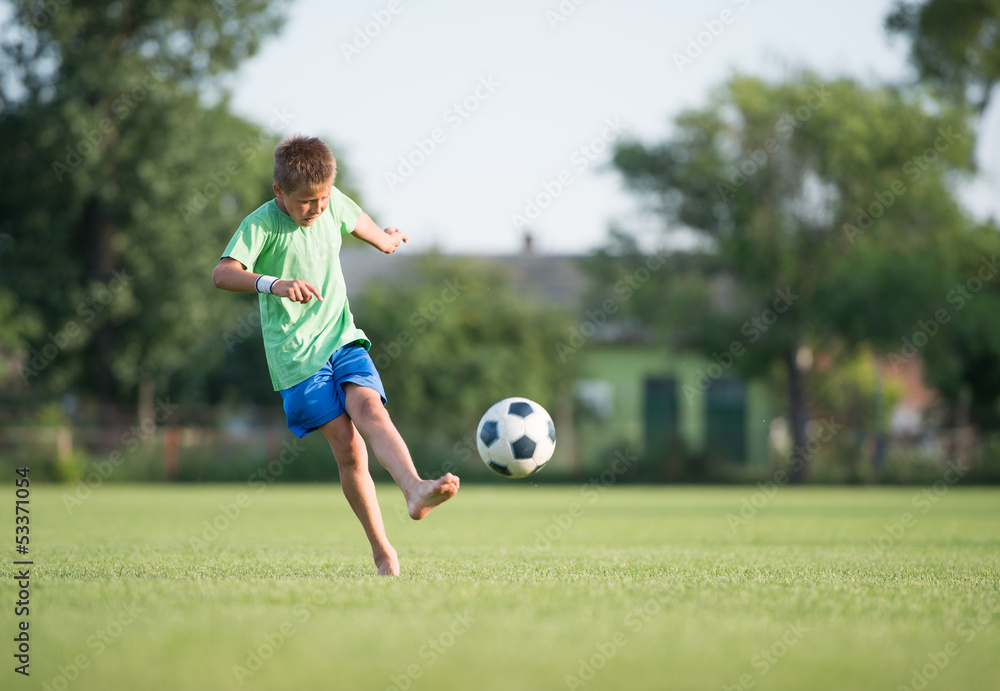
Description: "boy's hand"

(380, 227), (408, 254)
(351, 213), (408, 254)
(272, 279), (323, 303)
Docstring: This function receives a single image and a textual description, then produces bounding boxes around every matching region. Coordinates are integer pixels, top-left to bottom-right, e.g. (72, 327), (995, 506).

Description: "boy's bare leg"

(343, 383), (460, 519)
(318, 416), (399, 576)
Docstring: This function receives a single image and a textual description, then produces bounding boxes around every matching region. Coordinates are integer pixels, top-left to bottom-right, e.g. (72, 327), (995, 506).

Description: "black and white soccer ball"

(476, 397), (556, 478)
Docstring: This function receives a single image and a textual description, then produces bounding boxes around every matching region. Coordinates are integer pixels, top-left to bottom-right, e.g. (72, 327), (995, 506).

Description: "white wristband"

(254, 275), (279, 295)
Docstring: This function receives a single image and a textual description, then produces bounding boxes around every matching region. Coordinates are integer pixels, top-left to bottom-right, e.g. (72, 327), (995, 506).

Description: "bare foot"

(375, 545), (399, 577)
(407, 473), (460, 520)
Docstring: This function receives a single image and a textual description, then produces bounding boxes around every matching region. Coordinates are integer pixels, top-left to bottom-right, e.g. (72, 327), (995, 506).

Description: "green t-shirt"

(222, 187), (370, 391)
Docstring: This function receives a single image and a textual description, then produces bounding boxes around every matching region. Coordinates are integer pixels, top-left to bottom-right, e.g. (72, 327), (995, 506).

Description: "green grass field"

(3, 482), (999, 691)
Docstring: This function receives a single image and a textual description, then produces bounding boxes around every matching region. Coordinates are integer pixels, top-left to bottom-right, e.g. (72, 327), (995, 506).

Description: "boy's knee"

(327, 432), (355, 454)
(330, 433), (367, 469)
(346, 386), (388, 422)
(321, 418), (364, 457)
(334, 449), (366, 473)
(360, 397), (387, 423)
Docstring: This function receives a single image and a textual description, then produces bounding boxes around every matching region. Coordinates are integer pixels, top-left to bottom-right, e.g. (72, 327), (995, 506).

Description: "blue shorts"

(279, 343), (387, 438)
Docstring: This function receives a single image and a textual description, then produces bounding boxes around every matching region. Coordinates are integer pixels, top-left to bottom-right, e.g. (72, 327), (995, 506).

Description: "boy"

(212, 135), (459, 576)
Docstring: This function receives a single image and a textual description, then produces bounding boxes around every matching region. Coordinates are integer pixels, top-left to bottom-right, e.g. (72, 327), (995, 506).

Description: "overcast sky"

(227, 0), (1000, 255)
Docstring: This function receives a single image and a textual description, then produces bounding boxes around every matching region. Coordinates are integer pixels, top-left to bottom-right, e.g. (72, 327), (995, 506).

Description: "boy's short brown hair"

(273, 135), (337, 192)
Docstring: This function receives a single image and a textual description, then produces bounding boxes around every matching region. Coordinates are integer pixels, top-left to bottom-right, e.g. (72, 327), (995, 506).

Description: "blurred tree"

(355, 254), (577, 467)
(886, 0), (1000, 436)
(887, 0), (1000, 115)
(916, 221), (1000, 431)
(0, 287), (42, 396)
(600, 73), (976, 480)
(0, 0), (356, 420)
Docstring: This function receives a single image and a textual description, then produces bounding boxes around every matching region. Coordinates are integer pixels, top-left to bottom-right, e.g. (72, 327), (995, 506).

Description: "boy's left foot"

(407, 473), (460, 520)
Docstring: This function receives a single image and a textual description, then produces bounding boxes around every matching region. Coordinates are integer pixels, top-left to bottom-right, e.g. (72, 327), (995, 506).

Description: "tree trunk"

(867, 372), (885, 484)
(556, 382), (580, 480)
(137, 373), (155, 425)
(785, 347), (809, 484)
(81, 196), (118, 423)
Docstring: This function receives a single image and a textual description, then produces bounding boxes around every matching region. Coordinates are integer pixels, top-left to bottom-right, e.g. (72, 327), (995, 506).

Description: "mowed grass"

(1, 482), (999, 691)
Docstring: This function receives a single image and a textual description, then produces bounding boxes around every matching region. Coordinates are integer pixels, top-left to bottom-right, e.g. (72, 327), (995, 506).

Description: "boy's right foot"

(375, 546), (399, 577)
(407, 473), (460, 520)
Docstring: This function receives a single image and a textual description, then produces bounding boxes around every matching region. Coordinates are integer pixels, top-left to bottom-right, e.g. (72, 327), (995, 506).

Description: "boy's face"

(273, 180), (332, 227)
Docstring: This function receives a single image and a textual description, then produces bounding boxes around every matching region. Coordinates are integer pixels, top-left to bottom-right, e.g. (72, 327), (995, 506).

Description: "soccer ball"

(476, 397), (556, 478)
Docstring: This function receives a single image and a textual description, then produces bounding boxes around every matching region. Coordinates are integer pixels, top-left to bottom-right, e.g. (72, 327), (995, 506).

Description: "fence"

(2, 422), (999, 485)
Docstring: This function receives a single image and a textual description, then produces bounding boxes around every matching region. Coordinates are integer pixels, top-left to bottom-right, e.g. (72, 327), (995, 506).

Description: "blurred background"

(2, 0), (1000, 485)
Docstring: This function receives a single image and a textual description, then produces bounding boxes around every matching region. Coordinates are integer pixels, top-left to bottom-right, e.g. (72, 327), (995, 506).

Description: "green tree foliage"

(604, 73), (976, 478)
(887, 0), (1000, 114)
(886, 1), (1000, 432)
(0, 286), (42, 386)
(914, 221), (1000, 429)
(355, 253), (577, 466)
(0, 0), (294, 414)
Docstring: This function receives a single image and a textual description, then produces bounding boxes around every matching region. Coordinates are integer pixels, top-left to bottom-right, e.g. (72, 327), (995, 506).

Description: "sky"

(228, 0), (1000, 255)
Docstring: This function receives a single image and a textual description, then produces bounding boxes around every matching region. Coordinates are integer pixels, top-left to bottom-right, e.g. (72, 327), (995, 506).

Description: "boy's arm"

(212, 257), (323, 303)
(351, 213), (408, 254)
